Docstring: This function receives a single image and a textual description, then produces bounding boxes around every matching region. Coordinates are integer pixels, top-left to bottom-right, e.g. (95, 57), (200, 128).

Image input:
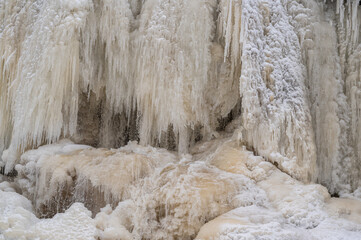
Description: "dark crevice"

(0, 166), (17, 178)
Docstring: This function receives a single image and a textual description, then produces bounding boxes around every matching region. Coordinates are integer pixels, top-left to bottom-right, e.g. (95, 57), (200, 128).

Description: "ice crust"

(16, 140), (177, 217)
(0, 189), (96, 240)
(0, 138), (359, 239)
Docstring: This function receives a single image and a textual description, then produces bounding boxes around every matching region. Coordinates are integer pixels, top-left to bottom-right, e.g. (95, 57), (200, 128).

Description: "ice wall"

(301, 0), (361, 193)
(334, 0), (361, 193)
(0, 0), (360, 193)
(0, 0), (239, 170)
(219, 0), (361, 192)
(1, 0), (361, 239)
(233, 0), (318, 182)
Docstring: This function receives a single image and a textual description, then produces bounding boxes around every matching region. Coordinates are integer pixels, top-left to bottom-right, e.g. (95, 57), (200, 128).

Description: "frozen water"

(0, 0), (361, 239)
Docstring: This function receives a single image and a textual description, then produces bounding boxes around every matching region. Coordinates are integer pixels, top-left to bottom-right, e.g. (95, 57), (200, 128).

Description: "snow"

(16, 140), (177, 216)
(196, 204), (361, 240)
(0, 189), (96, 240)
(0, 137), (358, 239)
(26, 203), (96, 240)
(195, 138), (361, 239)
(196, 206), (308, 240)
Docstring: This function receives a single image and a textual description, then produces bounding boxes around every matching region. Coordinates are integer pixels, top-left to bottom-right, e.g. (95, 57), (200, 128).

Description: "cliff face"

(0, 0), (361, 239)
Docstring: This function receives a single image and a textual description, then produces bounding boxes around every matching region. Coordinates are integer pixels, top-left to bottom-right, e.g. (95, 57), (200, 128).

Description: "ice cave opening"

(0, 0), (361, 239)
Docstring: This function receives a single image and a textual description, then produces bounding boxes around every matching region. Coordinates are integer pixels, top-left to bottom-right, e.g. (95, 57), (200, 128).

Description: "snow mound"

(194, 138), (361, 239)
(0, 189), (95, 240)
(196, 204), (361, 240)
(1, 137), (361, 239)
(16, 140), (177, 217)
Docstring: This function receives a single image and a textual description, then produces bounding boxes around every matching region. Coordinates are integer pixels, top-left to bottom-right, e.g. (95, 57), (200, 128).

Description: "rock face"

(0, 0), (361, 239)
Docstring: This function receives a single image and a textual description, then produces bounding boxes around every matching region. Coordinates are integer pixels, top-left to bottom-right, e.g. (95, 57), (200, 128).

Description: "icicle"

(218, 0), (243, 78)
(1, 0), (91, 172)
(130, 0), (217, 147)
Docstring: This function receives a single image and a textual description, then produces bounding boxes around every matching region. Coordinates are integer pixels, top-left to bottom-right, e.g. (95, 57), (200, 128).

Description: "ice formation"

(15, 139), (177, 217)
(1, 0), (360, 191)
(0, 0), (361, 239)
(1, 137), (361, 239)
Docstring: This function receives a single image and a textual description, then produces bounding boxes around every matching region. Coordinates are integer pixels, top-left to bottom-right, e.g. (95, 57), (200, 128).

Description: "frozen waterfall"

(0, 0), (361, 239)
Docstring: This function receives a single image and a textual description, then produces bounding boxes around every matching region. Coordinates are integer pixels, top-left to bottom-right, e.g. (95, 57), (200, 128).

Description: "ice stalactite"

(0, 0), (242, 171)
(333, 0), (360, 47)
(129, 0), (216, 151)
(0, 0), (91, 173)
(78, 0), (224, 152)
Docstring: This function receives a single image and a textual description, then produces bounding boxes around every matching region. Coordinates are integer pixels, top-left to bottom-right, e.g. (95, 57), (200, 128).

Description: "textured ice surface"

(195, 139), (361, 240)
(196, 205), (361, 240)
(1, 138), (358, 239)
(0, 189), (96, 240)
(16, 139), (177, 216)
